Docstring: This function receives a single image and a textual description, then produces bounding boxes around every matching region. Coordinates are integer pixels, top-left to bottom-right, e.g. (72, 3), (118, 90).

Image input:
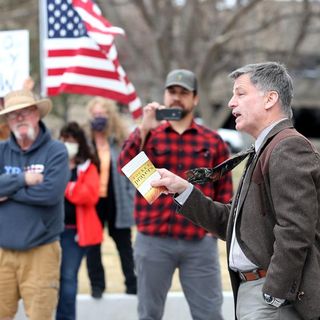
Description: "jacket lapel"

(227, 119), (294, 243)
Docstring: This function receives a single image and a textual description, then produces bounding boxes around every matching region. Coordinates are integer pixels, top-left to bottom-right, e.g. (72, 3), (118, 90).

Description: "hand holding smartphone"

(155, 108), (183, 121)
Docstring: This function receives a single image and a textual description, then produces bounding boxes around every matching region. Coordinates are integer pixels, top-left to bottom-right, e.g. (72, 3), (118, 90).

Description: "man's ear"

(194, 94), (199, 106)
(264, 91), (279, 110)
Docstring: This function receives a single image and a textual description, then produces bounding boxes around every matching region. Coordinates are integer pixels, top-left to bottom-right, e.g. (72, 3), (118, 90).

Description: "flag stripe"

(47, 84), (142, 114)
(46, 73), (130, 93)
(75, 8), (125, 36)
(45, 38), (99, 50)
(48, 84), (130, 101)
(45, 55), (115, 70)
(47, 48), (106, 59)
(47, 67), (120, 79)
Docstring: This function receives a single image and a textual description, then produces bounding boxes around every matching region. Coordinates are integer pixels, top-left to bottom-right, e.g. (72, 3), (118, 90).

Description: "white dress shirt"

(229, 119), (287, 271)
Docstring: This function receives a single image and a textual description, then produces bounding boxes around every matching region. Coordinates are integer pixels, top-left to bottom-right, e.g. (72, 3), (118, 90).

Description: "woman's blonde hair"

(87, 97), (129, 146)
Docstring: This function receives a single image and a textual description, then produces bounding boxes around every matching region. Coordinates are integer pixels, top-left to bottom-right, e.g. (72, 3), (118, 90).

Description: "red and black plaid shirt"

(118, 120), (233, 240)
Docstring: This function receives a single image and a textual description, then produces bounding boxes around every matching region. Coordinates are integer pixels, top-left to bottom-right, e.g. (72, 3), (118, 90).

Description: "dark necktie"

(186, 145), (255, 184)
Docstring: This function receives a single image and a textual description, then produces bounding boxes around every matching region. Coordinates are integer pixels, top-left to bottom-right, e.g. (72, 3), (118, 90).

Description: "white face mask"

(64, 142), (79, 159)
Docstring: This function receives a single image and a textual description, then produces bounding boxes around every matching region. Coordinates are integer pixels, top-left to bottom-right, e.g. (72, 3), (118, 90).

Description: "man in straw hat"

(0, 89), (69, 319)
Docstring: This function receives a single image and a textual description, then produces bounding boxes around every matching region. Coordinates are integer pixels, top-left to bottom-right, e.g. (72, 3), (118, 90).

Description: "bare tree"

(1, 0), (320, 127)
(97, 0), (320, 127)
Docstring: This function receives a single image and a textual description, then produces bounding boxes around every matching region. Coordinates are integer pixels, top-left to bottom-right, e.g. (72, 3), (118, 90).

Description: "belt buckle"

(251, 269), (261, 280)
(239, 269), (261, 281)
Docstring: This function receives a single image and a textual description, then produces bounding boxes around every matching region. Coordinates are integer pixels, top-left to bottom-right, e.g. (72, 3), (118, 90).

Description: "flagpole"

(38, 0), (46, 97)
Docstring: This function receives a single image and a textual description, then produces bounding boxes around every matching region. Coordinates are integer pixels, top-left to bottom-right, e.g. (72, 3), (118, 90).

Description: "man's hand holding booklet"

(121, 151), (167, 204)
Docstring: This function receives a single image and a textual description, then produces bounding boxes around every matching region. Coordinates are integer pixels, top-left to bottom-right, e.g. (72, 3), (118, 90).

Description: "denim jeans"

(56, 228), (89, 320)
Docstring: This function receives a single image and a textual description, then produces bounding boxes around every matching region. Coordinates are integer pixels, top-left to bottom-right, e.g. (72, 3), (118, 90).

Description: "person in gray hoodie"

(0, 89), (69, 320)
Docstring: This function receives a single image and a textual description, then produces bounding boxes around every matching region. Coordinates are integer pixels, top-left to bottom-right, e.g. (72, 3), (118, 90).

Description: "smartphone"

(155, 108), (183, 121)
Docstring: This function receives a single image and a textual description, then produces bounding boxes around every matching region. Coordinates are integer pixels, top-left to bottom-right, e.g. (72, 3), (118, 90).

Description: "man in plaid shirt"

(119, 69), (233, 320)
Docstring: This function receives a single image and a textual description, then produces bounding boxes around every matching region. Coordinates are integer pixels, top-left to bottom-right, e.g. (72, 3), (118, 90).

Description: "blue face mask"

(91, 117), (108, 132)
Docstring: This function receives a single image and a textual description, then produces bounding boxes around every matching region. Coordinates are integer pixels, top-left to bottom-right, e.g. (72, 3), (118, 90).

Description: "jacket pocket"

(0, 202), (48, 250)
(190, 147), (211, 167)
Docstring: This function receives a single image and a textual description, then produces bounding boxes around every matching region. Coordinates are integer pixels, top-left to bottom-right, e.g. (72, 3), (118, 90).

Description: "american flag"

(40, 0), (142, 119)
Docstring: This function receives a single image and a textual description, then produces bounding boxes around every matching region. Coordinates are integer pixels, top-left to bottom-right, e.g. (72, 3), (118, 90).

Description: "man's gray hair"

(229, 62), (293, 118)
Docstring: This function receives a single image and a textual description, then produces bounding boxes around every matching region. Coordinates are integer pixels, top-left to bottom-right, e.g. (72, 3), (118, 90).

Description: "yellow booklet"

(121, 151), (166, 204)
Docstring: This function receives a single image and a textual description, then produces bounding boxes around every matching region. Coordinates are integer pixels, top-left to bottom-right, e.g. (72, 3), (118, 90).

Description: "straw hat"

(0, 90), (52, 121)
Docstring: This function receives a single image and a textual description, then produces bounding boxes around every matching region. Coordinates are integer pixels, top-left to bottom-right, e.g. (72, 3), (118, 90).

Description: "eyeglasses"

(5, 106), (37, 120)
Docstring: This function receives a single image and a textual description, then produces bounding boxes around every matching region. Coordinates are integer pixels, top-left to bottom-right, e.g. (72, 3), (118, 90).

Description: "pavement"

(16, 291), (234, 319)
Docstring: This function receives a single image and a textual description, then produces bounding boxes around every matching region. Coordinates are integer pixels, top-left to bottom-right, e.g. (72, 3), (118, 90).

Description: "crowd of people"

(0, 62), (319, 320)
(0, 91), (136, 320)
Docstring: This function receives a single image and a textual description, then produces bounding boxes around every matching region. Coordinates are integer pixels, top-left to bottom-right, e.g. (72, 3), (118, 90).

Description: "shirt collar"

(255, 118), (287, 151)
(160, 119), (199, 134)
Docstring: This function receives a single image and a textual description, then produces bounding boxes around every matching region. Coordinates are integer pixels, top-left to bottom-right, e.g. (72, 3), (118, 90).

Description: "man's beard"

(180, 108), (191, 119)
(12, 125), (37, 142)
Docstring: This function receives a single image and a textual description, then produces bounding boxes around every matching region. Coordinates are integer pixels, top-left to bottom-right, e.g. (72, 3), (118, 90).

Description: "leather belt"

(238, 269), (267, 281)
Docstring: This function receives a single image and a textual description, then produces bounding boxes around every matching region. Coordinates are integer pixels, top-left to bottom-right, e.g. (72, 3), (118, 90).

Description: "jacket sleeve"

(65, 163), (100, 205)
(179, 187), (231, 240)
(263, 136), (320, 300)
(0, 142), (26, 197)
(0, 172), (26, 197)
(9, 141), (70, 206)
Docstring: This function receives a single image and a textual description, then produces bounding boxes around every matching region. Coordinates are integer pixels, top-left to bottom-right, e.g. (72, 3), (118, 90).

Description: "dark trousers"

(57, 229), (89, 320)
(86, 197), (136, 292)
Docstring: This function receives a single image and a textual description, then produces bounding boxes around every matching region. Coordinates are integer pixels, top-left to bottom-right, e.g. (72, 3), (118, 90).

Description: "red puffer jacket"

(65, 160), (103, 246)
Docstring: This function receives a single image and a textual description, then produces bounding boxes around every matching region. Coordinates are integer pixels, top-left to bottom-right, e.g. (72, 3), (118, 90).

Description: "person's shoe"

(91, 287), (104, 299)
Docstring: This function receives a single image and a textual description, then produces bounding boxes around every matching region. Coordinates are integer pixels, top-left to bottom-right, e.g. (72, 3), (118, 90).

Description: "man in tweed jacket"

(151, 62), (320, 320)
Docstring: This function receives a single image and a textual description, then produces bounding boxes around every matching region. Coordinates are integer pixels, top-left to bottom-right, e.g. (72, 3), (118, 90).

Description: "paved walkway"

(16, 291), (234, 320)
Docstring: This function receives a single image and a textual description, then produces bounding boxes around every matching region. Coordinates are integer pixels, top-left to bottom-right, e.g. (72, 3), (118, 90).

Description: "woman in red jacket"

(56, 122), (103, 320)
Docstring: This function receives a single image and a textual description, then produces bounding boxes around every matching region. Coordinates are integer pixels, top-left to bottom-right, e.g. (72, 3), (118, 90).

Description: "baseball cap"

(165, 69), (197, 92)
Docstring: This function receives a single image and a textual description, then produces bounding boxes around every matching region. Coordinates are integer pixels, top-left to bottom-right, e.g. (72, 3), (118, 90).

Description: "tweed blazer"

(179, 119), (320, 320)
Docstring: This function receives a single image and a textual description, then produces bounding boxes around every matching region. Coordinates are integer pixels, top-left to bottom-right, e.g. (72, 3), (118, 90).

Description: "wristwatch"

(263, 293), (286, 308)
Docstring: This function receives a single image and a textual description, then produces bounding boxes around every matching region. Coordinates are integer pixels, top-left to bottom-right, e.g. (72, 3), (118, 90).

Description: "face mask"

(90, 117), (108, 132)
(64, 142), (79, 159)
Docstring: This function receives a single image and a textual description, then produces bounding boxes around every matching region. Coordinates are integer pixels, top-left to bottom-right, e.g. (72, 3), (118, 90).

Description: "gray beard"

(13, 125), (36, 142)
